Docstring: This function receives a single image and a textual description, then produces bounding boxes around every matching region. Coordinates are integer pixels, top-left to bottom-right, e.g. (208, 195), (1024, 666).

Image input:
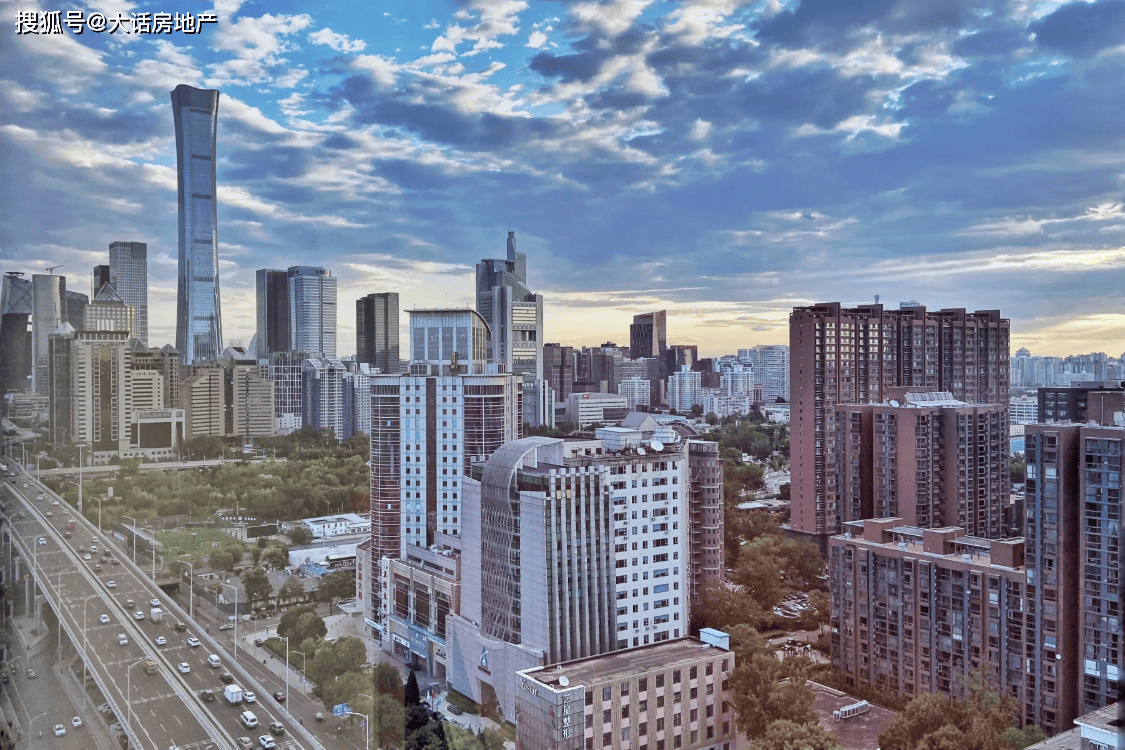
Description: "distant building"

(32, 273), (65, 393)
(407, 309), (492, 376)
(288, 266), (336, 358)
(268, 350), (309, 434)
(356, 292), (400, 374)
(342, 362), (374, 440)
(108, 241), (149, 345)
(686, 440), (724, 607)
(476, 231), (544, 380)
(739, 345), (789, 402)
(289, 512), (370, 539)
(543, 343), (575, 401)
(565, 392), (629, 426)
(0, 273), (32, 396)
(181, 352), (274, 439)
(301, 356), (346, 437)
(92, 264), (111, 297)
(667, 366), (702, 413)
(1037, 383), (1125, 425)
(523, 379), (555, 429)
(255, 269), (290, 359)
(48, 327), (131, 458)
(82, 285), (135, 337)
(1009, 395), (1038, 425)
(618, 376), (651, 411)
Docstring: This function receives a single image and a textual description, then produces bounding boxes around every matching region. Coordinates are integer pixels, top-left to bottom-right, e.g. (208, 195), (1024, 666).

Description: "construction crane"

(45, 264), (63, 274)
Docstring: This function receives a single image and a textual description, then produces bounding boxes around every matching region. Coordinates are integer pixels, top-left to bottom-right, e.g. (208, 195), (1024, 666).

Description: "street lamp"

(178, 555), (194, 618)
(125, 657), (148, 745)
(339, 709), (370, 750)
(123, 516), (139, 565)
(221, 582), (240, 668)
(289, 650), (308, 709)
(75, 443), (88, 514)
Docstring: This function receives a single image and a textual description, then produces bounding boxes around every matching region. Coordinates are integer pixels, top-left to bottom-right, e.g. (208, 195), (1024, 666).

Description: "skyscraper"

(475, 231), (544, 379)
(171, 84), (223, 365)
(108, 241), (149, 345)
(288, 266), (336, 358)
(255, 269), (290, 360)
(31, 273), (65, 394)
(629, 310), (667, 360)
(356, 292), (400, 374)
(92, 265), (110, 297)
(790, 303), (1009, 542)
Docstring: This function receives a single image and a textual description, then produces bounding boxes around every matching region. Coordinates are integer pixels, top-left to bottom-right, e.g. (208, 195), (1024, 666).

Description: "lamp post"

(125, 657), (147, 745)
(281, 635), (289, 711)
(123, 516), (138, 565)
(179, 555), (194, 618)
(29, 710), (48, 742)
(340, 709), (370, 750)
(80, 593), (98, 690)
(75, 443), (87, 514)
(221, 583), (239, 668)
(289, 650), (308, 709)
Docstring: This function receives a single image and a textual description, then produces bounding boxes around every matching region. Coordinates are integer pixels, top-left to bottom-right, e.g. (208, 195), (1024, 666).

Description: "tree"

(241, 567), (273, 606)
(998, 725), (1048, 750)
(278, 575), (306, 604)
(307, 636), (367, 685)
(373, 662), (405, 702)
(690, 581), (764, 634)
(705, 412), (719, 426)
(316, 570), (357, 604)
(727, 625), (818, 740)
(288, 523), (314, 546)
(207, 547), (238, 573)
(405, 670), (421, 706)
(733, 536), (787, 610)
(257, 536), (268, 549)
(278, 604), (326, 644)
(759, 720), (841, 750)
(262, 544), (289, 569)
(368, 692), (406, 749)
(249, 547), (263, 566)
(877, 672), (1022, 750)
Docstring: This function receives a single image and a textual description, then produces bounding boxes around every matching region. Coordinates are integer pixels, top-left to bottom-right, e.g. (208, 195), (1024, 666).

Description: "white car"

(51, 499), (59, 506)
(155, 636), (167, 646)
(46, 511), (53, 517)
(178, 662), (191, 674)
(258, 736), (276, 749)
(150, 598), (160, 607)
(133, 611), (144, 621)
(37, 537), (45, 546)
(53, 724), (66, 737)
(187, 637), (201, 648)
(70, 716), (82, 728)
(36, 494), (43, 500)
(83, 553), (91, 561)
(243, 691), (257, 704)
(99, 614), (110, 624)
(106, 580), (116, 589)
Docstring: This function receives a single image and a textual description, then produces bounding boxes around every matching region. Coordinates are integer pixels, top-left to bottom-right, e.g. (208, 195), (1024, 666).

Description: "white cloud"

(571, 0), (654, 37)
(352, 55), (400, 88)
(309, 28), (367, 53)
(222, 96), (289, 134)
(430, 0), (528, 56)
(689, 119), (712, 140)
(527, 30), (549, 48)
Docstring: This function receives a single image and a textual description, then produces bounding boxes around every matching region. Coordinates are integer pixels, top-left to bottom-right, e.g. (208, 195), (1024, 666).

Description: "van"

(207, 654), (221, 668)
(239, 711), (258, 729)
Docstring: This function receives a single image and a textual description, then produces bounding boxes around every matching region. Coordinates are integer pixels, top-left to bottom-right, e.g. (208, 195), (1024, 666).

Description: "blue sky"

(3, 0), (1125, 357)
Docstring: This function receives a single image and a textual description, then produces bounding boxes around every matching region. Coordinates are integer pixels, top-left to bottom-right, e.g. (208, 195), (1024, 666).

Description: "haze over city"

(4, 0), (1125, 356)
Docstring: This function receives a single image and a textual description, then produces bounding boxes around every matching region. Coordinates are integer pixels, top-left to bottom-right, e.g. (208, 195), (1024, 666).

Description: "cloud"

(309, 27), (367, 53)
(1031, 0), (1125, 58)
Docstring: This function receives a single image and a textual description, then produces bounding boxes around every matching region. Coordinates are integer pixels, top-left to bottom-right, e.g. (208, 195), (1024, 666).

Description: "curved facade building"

(171, 85), (223, 364)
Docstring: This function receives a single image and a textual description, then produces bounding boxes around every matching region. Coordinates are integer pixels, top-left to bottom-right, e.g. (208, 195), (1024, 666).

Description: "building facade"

(356, 292), (400, 374)
(255, 269), (290, 359)
(82, 285), (136, 337)
(565, 392), (629, 427)
(667, 366), (702, 413)
(739, 345), (790, 402)
(108, 241), (149, 345)
(171, 84), (223, 365)
(619, 377), (651, 411)
(544, 343), (575, 401)
(379, 545), (460, 681)
(408, 309), (492, 376)
(1037, 384), (1125, 425)
(31, 273), (65, 393)
(687, 440), (724, 608)
(1009, 395), (1039, 425)
(791, 303), (1010, 541)
(288, 266), (336, 358)
(476, 231), (544, 380)
(301, 356), (346, 436)
(268, 350), (308, 434)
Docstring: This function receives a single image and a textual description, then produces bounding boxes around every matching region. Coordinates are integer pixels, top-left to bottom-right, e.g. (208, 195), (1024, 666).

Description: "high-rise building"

(829, 519), (1028, 713)
(667, 365), (702, 413)
(268, 350), (309, 435)
(618, 376), (651, 411)
(288, 266), (336, 358)
(64, 290), (87, 331)
(739, 345), (790, 402)
(523, 379), (555, 429)
(630, 311), (667, 361)
(1023, 423), (1123, 733)
(687, 439), (724, 608)
(356, 292), (400, 374)
(832, 390), (1009, 539)
(47, 327), (131, 457)
(171, 84), (223, 365)
(790, 303), (1009, 541)
(31, 273), (66, 394)
(301, 356), (346, 436)
(255, 269), (290, 359)
(719, 366), (754, 398)
(1009, 395), (1039, 425)
(92, 265), (110, 297)
(476, 231), (544, 379)
(342, 362), (373, 440)
(108, 241), (149, 345)
(0, 273), (33, 396)
(181, 354), (273, 439)
(83, 285), (135, 336)
(1037, 383), (1125, 425)
(407, 309), (492, 376)
(543, 343), (575, 401)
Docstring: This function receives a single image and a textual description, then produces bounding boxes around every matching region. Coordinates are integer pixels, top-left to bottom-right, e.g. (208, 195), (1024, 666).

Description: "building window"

(603, 687), (612, 702)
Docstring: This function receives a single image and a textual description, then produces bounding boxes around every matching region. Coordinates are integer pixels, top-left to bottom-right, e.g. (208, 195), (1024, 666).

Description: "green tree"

(277, 575), (306, 604)
(257, 536), (268, 549)
(705, 412), (719, 426)
(405, 670), (421, 706)
(288, 523), (314, 546)
(307, 637), (366, 685)
(249, 547), (263, 566)
(241, 567), (273, 606)
(315, 570), (357, 604)
(759, 720), (841, 750)
(733, 536), (787, 610)
(368, 692), (406, 749)
(294, 610), (328, 644)
(877, 672), (1022, 750)
(373, 662), (404, 702)
(277, 604), (327, 644)
(727, 625), (817, 740)
(207, 547), (237, 573)
(690, 581), (763, 634)
(262, 544), (289, 569)
(999, 725), (1048, 750)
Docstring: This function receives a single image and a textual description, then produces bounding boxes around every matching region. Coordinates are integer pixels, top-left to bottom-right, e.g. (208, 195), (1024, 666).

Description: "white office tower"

(667, 365), (702, 412)
(619, 376), (651, 411)
(408, 309), (493, 376)
(269, 350), (309, 434)
(301, 357), (346, 435)
(32, 273), (65, 393)
(342, 362), (374, 440)
(740, 344), (789, 401)
(288, 266), (337, 358)
(522, 378), (555, 428)
(107, 241), (149, 345)
(476, 231), (545, 379)
(720, 365), (754, 397)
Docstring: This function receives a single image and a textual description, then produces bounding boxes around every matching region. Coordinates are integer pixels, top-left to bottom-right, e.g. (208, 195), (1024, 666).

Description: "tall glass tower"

(171, 84), (223, 364)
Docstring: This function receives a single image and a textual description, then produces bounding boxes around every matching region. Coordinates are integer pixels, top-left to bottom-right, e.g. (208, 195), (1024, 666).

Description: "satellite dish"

(650, 440), (664, 452)
(889, 400), (900, 408)
(637, 447), (646, 456)
(559, 676), (569, 687)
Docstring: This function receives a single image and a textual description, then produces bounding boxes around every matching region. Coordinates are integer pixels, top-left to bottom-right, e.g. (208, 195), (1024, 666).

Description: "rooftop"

(524, 637), (728, 689)
(808, 682), (898, 750)
(1074, 700), (1124, 736)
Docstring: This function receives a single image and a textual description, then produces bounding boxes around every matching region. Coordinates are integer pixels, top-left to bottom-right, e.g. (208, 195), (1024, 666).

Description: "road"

(0, 466), (325, 750)
(38, 457), (286, 479)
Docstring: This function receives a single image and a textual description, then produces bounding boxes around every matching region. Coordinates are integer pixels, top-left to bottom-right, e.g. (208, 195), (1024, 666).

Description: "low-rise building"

(565, 392), (629, 426)
(380, 544), (460, 681)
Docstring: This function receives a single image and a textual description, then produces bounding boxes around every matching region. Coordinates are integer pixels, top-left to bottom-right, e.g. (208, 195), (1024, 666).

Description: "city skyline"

(4, 1), (1125, 358)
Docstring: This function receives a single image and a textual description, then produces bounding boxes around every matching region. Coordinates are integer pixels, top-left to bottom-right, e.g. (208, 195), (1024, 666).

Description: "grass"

(156, 527), (240, 562)
(445, 687), (480, 715)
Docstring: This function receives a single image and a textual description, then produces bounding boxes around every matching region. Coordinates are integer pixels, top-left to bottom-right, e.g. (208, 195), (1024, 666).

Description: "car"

(257, 735), (276, 749)
(99, 614), (110, 624)
(83, 553), (91, 561)
(97, 704), (111, 715)
(63, 509), (69, 515)
(133, 611), (144, 621)
(70, 716), (82, 728)
(22, 484), (27, 488)
(272, 692), (285, 703)
(253, 638), (264, 647)
(237, 738), (254, 750)
(220, 672), (235, 684)
(89, 545), (98, 553)
(268, 721), (284, 736)
(53, 724), (66, 737)
(46, 511), (52, 517)
(200, 689), (215, 702)
(174, 622), (187, 632)
(243, 692), (256, 704)
(219, 623), (235, 631)
(187, 637), (201, 648)
(36, 494), (43, 500)
(94, 564), (103, 572)
(107, 580), (116, 589)
(447, 704), (464, 715)
(118, 634), (128, 646)
(37, 537), (45, 546)
(150, 598), (160, 607)
(178, 662), (190, 674)
(112, 558), (119, 565)
(63, 531), (71, 538)
(51, 499), (59, 506)
(155, 636), (167, 646)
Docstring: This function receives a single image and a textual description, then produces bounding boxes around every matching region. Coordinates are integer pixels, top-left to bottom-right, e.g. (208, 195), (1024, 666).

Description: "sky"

(3, 0), (1125, 359)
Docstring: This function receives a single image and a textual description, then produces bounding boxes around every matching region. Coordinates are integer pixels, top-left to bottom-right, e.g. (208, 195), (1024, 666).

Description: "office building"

(181, 354), (274, 439)
(64, 290), (87, 331)
(630, 311), (667, 363)
(739, 345), (790, 402)
(667, 366), (702, 413)
(108, 241), (149, 345)
(130, 342), (182, 414)
(301, 357), (346, 436)
(719, 367), (753, 398)
(544, 343), (575, 401)
(829, 519), (1028, 712)
(619, 376), (651, 411)
(1023, 423), (1123, 734)
(93, 264), (111, 297)
(790, 303), (1009, 541)
(408, 309), (492, 376)
(1009, 395), (1039, 425)
(31, 273), (66, 393)
(342, 362), (373, 440)
(687, 440), (724, 608)
(832, 390), (1009, 539)
(447, 437), (617, 720)
(0, 273), (33, 396)
(699, 392), (752, 420)
(515, 630), (736, 750)
(48, 327), (132, 458)
(255, 269), (290, 359)
(565, 392), (629, 427)
(1037, 383), (1125, 425)
(171, 84), (223, 365)
(476, 231), (544, 379)
(379, 544), (461, 680)
(288, 266), (336, 358)
(268, 350), (308, 434)
(356, 292), (400, 374)
(523, 379), (556, 429)
(83, 285), (135, 336)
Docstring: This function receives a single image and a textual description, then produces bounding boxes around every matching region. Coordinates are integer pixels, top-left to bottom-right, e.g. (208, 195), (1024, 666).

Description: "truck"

(142, 658), (157, 675)
(150, 607), (163, 623)
(224, 685), (244, 705)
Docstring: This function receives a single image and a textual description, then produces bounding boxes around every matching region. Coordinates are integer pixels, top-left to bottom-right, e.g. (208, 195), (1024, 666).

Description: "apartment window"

(603, 709), (612, 724)
(656, 675), (664, 688)
(622, 706), (630, 720)
(602, 732), (612, 747)
(657, 696), (664, 709)
(621, 682), (630, 696)
(603, 687), (612, 702)
(689, 667), (697, 680)
(639, 678), (647, 692)
(673, 670), (681, 684)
